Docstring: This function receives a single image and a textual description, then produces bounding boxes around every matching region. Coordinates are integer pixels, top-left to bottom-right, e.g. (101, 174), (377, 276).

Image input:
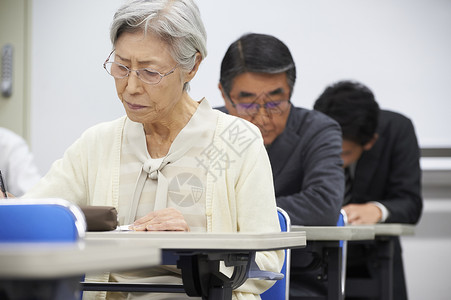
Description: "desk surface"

(369, 223), (415, 236)
(291, 225), (375, 241)
(1, 231), (306, 280)
(0, 240), (161, 279)
(291, 224), (415, 241)
(86, 231), (307, 251)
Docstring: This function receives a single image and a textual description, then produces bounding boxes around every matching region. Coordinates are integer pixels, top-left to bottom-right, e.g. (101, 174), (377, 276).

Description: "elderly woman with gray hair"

(22, 0), (283, 299)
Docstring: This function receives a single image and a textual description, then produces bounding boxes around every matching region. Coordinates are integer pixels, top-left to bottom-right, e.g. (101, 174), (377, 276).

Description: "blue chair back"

(337, 209), (347, 246)
(261, 207), (291, 300)
(0, 198), (86, 242)
(338, 209), (348, 297)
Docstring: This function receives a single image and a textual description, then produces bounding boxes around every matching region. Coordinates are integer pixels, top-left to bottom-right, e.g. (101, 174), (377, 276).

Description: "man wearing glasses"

(217, 33), (344, 298)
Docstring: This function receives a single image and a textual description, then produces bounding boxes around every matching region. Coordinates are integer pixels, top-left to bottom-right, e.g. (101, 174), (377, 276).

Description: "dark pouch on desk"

(80, 206), (118, 231)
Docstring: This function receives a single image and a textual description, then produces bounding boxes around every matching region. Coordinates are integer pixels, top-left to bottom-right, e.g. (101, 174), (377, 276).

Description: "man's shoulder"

(0, 127), (25, 145)
(379, 109), (414, 132)
(214, 106), (228, 114)
(380, 109), (412, 122)
(0, 127), (29, 157)
(289, 106), (340, 130)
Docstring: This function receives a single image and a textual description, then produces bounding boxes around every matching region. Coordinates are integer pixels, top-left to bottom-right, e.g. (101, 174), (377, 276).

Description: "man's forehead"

(237, 87), (286, 97)
(231, 72), (290, 94)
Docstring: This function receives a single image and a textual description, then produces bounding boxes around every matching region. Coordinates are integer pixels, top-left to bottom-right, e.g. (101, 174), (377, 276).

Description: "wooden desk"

(0, 240), (161, 300)
(345, 224), (416, 300)
(291, 225), (375, 300)
(84, 231), (307, 300)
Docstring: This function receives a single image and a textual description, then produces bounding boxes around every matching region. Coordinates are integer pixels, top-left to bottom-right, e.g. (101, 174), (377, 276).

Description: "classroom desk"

(345, 224), (415, 300)
(84, 231), (307, 300)
(291, 225), (375, 300)
(293, 225), (375, 241)
(0, 240), (161, 300)
(371, 223), (415, 236)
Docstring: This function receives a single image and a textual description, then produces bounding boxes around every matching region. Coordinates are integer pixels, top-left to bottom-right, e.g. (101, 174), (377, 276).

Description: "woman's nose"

(126, 71), (143, 93)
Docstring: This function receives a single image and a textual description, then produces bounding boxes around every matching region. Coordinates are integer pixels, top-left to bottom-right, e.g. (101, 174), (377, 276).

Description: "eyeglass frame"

(226, 93), (291, 118)
(103, 50), (178, 85)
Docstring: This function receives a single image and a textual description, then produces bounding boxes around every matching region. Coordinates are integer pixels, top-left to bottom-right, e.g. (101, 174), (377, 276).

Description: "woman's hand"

(131, 207), (190, 231)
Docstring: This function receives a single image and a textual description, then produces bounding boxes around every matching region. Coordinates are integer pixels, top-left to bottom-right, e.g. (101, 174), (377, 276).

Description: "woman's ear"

(185, 52), (202, 83)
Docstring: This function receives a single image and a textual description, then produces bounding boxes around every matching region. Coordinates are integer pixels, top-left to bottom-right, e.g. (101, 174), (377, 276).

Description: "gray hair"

(110, 0), (207, 91)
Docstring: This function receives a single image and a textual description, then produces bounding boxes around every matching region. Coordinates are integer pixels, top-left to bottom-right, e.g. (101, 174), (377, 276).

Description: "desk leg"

(207, 271), (232, 300)
(345, 238), (394, 300)
(290, 241), (343, 300)
(178, 254), (233, 300)
(376, 238), (394, 300)
(325, 246), (343, 300)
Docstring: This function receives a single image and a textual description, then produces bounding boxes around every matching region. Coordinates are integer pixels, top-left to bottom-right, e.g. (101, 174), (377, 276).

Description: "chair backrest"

(337, 208), (348, 246)
(0, 198), (86, 242)
(261, 207), (291, 300)
(338, 209), (348, 297)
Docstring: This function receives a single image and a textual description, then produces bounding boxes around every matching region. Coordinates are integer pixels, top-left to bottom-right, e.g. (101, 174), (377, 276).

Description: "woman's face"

(113, 31), (188, 125)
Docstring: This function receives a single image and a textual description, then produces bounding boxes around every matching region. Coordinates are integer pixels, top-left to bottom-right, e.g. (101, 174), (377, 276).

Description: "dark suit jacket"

(216, 105), (344, 226)
(351, 110), (422, 223)
(347, 110), (423, 300)
(217, 105), (345, 297)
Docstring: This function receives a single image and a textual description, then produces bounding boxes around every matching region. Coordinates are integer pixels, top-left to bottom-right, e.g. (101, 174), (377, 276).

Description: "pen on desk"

(0, 170), (8, 198)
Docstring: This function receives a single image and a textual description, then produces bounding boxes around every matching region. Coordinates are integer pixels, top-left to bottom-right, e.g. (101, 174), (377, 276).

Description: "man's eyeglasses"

(228, 97), (290, 117)
(103, 50), (178, 85)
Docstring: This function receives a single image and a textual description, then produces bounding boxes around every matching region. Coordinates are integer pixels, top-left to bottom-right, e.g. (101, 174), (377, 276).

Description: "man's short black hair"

(314, 80), (380, 146)
(219, 33), (296, 98)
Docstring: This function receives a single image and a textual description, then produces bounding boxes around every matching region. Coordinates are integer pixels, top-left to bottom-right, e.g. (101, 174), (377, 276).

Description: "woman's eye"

(142, 69), (159, 77)
(118, 65), (129, 72)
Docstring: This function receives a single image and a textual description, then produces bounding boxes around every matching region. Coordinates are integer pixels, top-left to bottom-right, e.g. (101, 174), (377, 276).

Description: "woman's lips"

(125, 100), (146, 110)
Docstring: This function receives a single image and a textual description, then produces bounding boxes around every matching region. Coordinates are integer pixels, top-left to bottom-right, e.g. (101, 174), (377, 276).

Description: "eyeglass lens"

(236, 100), (288, 116)
(104, 62), (165, 84)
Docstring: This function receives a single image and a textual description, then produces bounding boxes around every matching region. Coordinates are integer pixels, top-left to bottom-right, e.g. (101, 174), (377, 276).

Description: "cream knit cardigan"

(24, 110), (284, 300)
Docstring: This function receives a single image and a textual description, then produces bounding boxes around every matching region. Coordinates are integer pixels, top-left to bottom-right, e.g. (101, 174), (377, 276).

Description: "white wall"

(31, 0), (451, 174)
(403, 237), (451, 299)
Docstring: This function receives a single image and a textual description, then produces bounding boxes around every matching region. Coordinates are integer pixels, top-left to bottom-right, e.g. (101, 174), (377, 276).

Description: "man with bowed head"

(217, 33), (344, 298)
(314, 80), (423, 299)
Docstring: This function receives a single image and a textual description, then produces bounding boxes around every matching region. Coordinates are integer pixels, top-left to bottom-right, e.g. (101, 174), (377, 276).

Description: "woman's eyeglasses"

(103, 50), (178, 85)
